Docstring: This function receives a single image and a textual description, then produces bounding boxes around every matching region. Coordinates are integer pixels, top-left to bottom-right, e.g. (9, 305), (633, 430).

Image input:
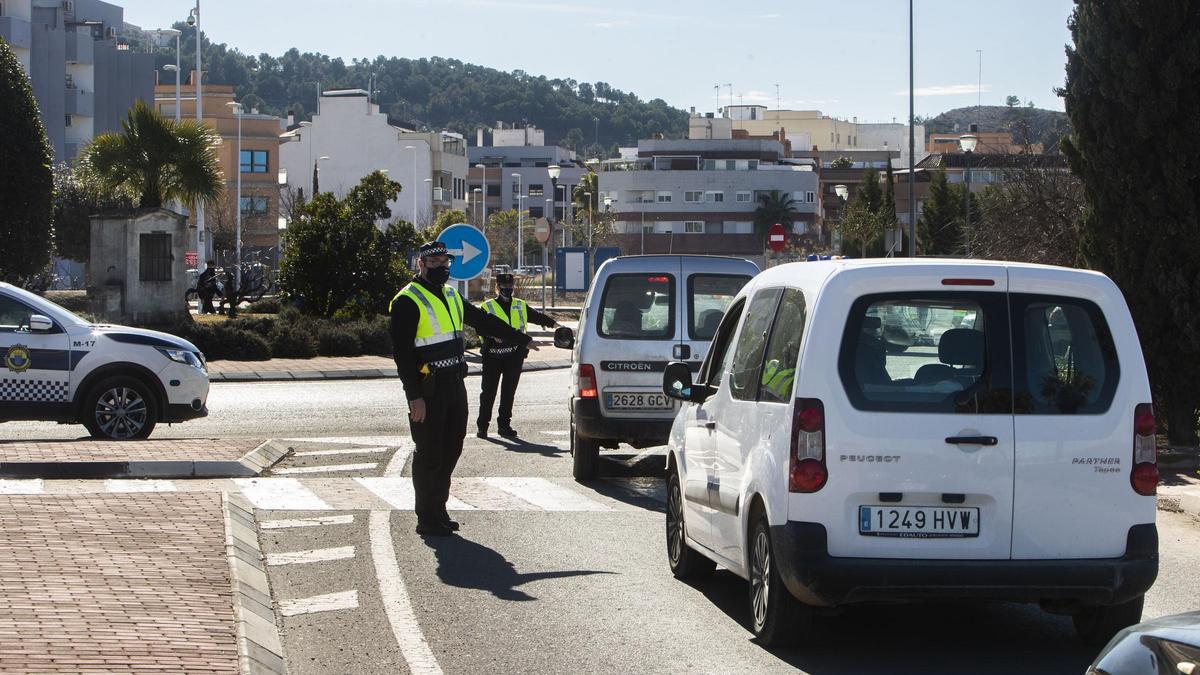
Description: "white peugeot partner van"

(660, 259), (1157, 646)
(569, 255), (758, 480)
(0, 283), (209, 439)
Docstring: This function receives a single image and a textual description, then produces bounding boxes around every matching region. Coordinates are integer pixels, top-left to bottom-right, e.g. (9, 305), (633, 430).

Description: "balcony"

(65, 87), (94, 117)
(432, 187), (450, 204)
(0, 15), (32, 50)
(65, 30), (93, 64)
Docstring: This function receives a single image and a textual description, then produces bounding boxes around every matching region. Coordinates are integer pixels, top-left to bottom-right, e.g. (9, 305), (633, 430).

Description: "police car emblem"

(5, 344), (32, 373)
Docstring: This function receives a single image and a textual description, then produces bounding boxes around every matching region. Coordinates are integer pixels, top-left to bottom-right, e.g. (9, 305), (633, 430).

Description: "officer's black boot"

(476, 424), (487, 438)
(440, 510), (460, 531)
(415, 519), (453, 536)
(498, 425), (518, 438)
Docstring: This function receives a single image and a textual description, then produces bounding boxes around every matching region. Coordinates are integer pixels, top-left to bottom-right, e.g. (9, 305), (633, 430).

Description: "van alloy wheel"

(667, 475), (685, 565)
(750, 528), (771, 631)
(665, 470), (715, 579)
(94, 386), (148, 439)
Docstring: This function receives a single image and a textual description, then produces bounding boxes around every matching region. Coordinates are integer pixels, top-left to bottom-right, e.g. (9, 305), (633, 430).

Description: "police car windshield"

(0, 284), (90, 327)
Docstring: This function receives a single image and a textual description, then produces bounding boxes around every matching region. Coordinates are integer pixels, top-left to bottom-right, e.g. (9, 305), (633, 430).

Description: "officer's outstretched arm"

(463, 301), (532, 346)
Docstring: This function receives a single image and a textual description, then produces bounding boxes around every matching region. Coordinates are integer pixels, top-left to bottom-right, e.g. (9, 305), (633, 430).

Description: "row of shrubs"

(171, 309), (394, 361)
(171, 307), (481, 361)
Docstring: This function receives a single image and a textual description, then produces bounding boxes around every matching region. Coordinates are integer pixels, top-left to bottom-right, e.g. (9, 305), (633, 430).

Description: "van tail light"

(1130, 403), (1158, 496)
(578, 364), (598, 399)
(790, 398), (827, 493)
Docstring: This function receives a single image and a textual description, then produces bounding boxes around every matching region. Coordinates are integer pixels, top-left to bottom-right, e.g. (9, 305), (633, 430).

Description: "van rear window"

(597, 274), (675, 340)
(689, 275), (751, 340)
(1011, 295), (1118, 414)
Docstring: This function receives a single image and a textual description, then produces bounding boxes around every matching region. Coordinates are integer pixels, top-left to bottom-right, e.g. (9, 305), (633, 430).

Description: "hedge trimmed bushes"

(171, 313), (397, 361)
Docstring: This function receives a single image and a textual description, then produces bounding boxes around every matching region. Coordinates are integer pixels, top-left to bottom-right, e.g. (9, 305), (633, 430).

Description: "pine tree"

(0, 37), (53, 282)
(917, 170), (963, 256)
(1061, 0), (1200, 445)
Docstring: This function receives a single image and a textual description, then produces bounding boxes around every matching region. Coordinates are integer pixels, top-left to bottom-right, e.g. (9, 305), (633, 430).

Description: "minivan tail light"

(1131, 402), (1158, 496)
(578, 364), (598, 399)
(790, 398), (827, 493)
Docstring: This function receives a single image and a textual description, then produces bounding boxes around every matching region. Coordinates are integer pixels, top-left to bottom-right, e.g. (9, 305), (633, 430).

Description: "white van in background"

(660, 259), (1158, 647)
(569, 255), (759, 480)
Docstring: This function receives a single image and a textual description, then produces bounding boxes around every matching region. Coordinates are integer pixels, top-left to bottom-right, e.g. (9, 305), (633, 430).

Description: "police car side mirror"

(663, 361), (712, 402)
(29, 315), (53, 332)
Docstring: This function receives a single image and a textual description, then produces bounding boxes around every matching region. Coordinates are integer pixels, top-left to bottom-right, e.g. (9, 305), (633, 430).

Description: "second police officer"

(390, 242), (537, 537)
(475, 273), (559, 439)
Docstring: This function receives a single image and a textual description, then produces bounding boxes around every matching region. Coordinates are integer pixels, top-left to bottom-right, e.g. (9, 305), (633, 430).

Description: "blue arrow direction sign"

(439, 223), (491, 281)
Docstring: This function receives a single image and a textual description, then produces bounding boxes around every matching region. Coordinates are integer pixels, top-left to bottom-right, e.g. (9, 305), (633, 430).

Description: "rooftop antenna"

(976, 49), (983, 109)
(714, 83), (720, 113)
(725, 83), (733, 110)
(775, 83), (781, 122)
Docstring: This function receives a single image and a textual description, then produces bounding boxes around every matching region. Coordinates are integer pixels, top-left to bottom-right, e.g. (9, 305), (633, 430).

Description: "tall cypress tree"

(0, 37), (53, 282)
(917, 170), (963, 256)
(1061, 0), (1200, 445)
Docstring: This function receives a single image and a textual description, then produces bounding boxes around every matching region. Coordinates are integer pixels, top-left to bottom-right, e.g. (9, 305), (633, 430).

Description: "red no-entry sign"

(768, 223), (787, 252)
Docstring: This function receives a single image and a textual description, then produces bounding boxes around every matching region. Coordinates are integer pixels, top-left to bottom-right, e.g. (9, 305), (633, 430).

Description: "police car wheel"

(570, 418), (599, 481)
(666, 467), (715, 580)
(82, 376), (158, 440)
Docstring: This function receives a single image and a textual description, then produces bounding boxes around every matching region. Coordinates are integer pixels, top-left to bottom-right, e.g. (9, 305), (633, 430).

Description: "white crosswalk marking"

(260, 514), (356, 530)
(274, 463), (379, 475)
(104, 479), (177, 492)
(278, 590), (359, 617)
(266, 546), (356, 566)
(0, 479), (44, 494)
(234, 478), (333, 510)
(292, 446), (390, 457)
(484, 477), (613, 511)
(355, 477), (475, 511)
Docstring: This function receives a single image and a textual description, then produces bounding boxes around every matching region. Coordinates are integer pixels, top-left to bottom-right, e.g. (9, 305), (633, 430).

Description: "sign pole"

(541, 244), (548, 312)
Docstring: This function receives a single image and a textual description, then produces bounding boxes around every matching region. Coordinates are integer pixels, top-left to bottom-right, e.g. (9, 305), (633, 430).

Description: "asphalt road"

(5, 371), (1200, 673)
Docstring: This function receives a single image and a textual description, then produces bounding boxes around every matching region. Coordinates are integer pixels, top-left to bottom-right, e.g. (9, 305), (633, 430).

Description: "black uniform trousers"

(409, 372), (468, 522)
(477, 355), (523, 430)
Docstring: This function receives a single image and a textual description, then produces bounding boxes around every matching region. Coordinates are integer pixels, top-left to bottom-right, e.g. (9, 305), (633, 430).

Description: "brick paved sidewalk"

(0, 493), (240, 673)
(0, 439), (287, 479)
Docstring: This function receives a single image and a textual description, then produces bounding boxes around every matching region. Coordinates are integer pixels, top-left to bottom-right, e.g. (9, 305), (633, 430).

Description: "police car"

(0, 282), (209, 439)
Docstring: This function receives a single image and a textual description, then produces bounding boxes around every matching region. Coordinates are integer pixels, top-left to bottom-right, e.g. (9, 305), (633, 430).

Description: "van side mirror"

(663, 361), (712, 402)
(29, 314), (53, 332)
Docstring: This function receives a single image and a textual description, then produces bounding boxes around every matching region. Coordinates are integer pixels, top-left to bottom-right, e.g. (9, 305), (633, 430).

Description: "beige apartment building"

(154, 72), (285, 260)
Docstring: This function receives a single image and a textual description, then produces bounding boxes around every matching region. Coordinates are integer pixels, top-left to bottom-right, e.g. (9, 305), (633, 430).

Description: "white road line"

(260, 514), (356, 530)
(484, 477), (613, 511)
(617, 446), (666, 468)
(540, 430), (570, 436)
(292, 446), (390, 457)
(355, 477), (475, 511)
(278, 590), (359, 617)
(369, 511), (442, 674)
(104, 479), (177, 492)
(233, 478), (332, 511)
(0, 479), (44, 494)
(284, 436), (413, 446)
(265, 546), (356, 566)
(383, 440), (415, 477)
(274, 463), (378, 475)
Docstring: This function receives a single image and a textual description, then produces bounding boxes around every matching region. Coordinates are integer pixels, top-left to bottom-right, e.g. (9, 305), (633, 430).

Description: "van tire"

(749, 517), (810, 646)
(571, 419), (599, 481)
(666, 468), (715, 580)
(81, 375), (158, 440)
(1072, 595), (1144, 645)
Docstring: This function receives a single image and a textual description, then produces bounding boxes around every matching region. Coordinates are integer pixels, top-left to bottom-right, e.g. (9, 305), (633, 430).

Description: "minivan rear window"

(1011, 295), (1118, 414)
(688, 274), (752, 340)
(838, 292), (1011, 414)
(597, 274), (675, 340)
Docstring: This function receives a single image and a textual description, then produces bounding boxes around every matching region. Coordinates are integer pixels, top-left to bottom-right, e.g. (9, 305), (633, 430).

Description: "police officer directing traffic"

(390, 241), (536, 537)
(476, 273), (558, 439)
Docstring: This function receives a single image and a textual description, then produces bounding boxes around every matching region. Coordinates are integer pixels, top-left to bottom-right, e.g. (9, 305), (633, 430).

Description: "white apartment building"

(278, 89), (468, 228)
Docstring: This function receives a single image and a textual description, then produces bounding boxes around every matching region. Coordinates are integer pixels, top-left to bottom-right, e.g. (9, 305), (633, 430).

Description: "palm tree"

(82, 99), (223, 209)
(753, 190), (798, 240)
(572, 171), (600, 215)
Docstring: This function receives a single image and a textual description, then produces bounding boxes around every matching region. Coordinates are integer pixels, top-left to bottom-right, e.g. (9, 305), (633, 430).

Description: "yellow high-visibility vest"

(391, 282), (465, 370)
(481, 297), (528, 333)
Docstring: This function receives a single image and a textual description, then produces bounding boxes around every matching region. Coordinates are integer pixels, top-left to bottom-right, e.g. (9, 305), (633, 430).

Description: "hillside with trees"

(922, 102), (1071, 153)
(142, 25), (687, 158)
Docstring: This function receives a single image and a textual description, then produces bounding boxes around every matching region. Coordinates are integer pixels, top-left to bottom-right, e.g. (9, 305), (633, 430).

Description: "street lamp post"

(583, 191), (593, 250)
(186, 3), (205, 269)
(834, 184), (849, 255)
(422, 178), (432, 228)
(313, 155), (330, 195)
(959, 132), (978, 257)
(511, 172), (523, 268)
(547, 164), (561, 307)
(472, 188), (482, 228)
(475, 163), (488, 228)
(227, 101), (243, 290)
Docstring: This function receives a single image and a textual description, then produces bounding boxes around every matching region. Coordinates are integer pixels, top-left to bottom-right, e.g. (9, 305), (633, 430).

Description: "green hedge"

(172, 312), (400, 361)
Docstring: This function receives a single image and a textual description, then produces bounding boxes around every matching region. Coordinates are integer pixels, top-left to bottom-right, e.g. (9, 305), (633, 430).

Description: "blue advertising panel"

(438, 224), (491, 281)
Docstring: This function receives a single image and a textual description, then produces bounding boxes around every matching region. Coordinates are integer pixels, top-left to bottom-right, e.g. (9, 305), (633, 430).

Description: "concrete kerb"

(208, 358), (575, 382)
(223, 492), (287, 675)
(0, 440), (292, 479)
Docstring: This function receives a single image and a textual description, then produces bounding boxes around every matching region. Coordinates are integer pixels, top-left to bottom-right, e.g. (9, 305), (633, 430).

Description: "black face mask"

(425, 266), (451, 285)
(498, 288), (514, 300)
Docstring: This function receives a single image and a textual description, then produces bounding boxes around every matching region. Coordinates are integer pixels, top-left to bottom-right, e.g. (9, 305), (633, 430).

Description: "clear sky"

(118, 0), (1076, 122)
